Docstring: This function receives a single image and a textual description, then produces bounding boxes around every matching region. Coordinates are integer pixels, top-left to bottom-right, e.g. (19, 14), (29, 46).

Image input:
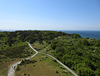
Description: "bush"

(77, 67), (95, 76)
(82, 39), (89, 46)
(95, 40), (100, 46)
(16, 65), (21, 71)
(56, 71), (59, 73)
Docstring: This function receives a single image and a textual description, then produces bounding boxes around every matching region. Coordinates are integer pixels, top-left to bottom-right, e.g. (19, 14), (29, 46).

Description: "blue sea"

(0, 30), (100, 39)
(61, 30), (100, 39)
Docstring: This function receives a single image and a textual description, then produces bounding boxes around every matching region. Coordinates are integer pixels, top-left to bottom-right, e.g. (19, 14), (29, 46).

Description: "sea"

(61, 30), (100, 39)
(0, 30), (100, 39)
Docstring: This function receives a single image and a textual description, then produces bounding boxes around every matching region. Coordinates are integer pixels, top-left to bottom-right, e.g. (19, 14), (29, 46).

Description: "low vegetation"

(46, 36), (100, 76)
(0, 30), (100, 76)
(15, 53), (73, 76)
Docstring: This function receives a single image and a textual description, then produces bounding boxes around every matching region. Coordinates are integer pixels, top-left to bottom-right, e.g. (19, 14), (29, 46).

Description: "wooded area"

(0, 30), (100, 76)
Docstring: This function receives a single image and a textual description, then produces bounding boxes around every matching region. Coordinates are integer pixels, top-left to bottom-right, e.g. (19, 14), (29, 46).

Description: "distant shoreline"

(0, 30), (100, 39)
(0, 29), (100, 31)
(61, 30), (100, 39)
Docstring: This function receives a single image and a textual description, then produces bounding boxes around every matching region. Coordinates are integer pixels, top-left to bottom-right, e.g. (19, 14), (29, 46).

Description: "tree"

(82, 39), (89, 46)
(76, 40), (82, 47)
(72, 33), (81, 38)
(95, 69), (100, 76)
(95, 40), (100, 46)
(51, 41), (58, 50)
(55, 47), (64, 53)
(37, 33), (43, 44)
(30, 37), (35, 44)
(77, 67), (95, 76)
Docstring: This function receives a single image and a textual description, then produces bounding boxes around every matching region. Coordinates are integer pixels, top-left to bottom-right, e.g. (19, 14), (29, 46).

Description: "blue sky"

(0, 0), (100, 30)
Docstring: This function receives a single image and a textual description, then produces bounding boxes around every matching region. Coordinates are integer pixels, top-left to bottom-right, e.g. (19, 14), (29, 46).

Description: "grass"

(15, 53), (73, 76)
(31, 41), (48, 52)
(28, 40), (76, 75)
(0, 42), (35, 76)
(0, 58), (20, 76)
(0, 40), (75, 76)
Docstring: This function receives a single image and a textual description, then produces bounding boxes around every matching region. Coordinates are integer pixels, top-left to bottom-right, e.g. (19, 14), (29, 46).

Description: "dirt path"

(46, 54), (78, 76)
(7, 42), (38, 76)
(8, 42), (78, 76)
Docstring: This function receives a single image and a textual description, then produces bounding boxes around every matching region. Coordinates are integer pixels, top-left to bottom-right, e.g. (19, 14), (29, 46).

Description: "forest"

(49, 36), (100, 76)
(0, 30), (67, 60)
(0, 30), (100, 76)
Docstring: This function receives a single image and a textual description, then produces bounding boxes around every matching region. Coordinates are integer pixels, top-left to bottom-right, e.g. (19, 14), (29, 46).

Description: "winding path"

(40, 52), (78, 76)
(46, 54), (78, 76)
(8, 42), (78, 76)
(7, 42), (38, 76)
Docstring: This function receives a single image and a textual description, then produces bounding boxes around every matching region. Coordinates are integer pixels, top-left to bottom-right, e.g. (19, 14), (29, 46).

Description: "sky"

(0, 0), (100, 30)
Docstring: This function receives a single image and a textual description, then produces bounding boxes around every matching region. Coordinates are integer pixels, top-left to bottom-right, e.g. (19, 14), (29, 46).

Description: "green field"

(15, 53), (73, 76)
(0, 30), (100, 76)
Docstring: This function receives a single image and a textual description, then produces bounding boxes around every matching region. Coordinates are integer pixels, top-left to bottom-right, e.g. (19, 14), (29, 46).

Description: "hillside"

(0, 30), (68, 76)
(0, 30), (100, 76)
(15, 53), (74, 76)
(27, 35), (100, 76)
(45, 36), (100, 76)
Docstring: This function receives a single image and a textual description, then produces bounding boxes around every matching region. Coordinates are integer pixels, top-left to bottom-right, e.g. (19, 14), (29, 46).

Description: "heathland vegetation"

(48, 36), (100, 76)
(0, 30), (100, 76)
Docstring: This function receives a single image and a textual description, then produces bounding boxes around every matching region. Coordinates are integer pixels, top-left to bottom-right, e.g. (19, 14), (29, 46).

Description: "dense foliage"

(0, 30), (100, 76)
(0, 30), (68, 45)
(0, 30), (68, 60)
(50, 36), (100, 76)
